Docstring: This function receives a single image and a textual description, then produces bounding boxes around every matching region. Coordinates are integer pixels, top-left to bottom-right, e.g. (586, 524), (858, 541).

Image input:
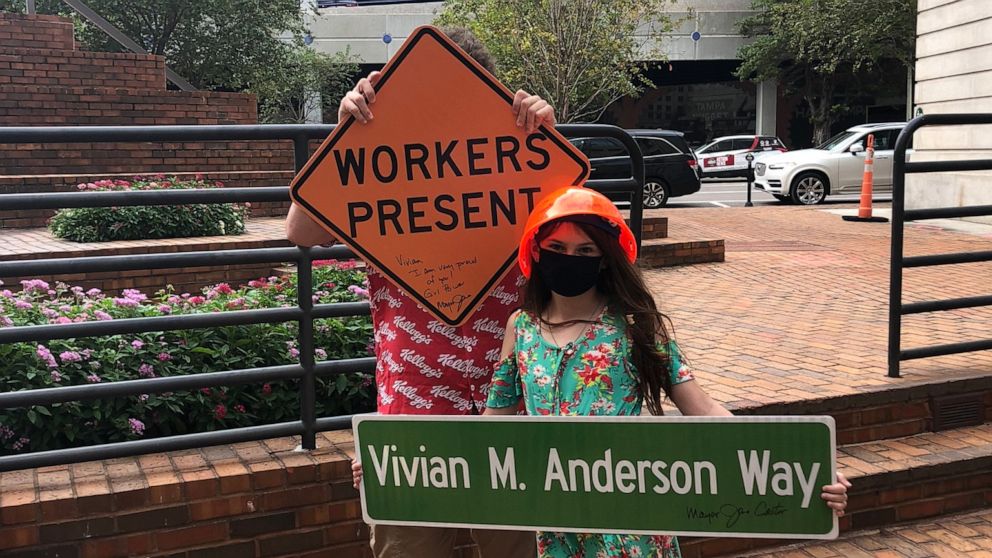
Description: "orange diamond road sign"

(289, 25), (590, 325)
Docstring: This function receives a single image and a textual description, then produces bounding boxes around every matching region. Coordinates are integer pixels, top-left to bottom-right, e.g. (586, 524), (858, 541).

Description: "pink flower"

(59, 351), (82, 363)
(50, 370), (63, 382)
(128, 418), (145, 436)
(157, 352), (172, 362)
(315, 348), (327, 359)
(94, 311), (112, 321)
(36, 345), (58, 368)
(86, 373), (101, 383)
(215, 283), (233, 295)
(214, 404), (227, 420)
(113, 297), (139, 308)
(157, 305), (171, 314)
(14, 300), (32, 310)
(188, 296), (206, 305)
(248, 279), (266, 288)
(138, 363), (155, 378)
(262, 384), (272, 395)
(20, 279), (49, 292)
(0, 316), (12, 327)
(289, 348), (300, 358)
(234, 404), (246, 413)
(86, 288), (102, 297)
(131, 339), (144, 350)
(200, 388), (212, 396)
(55, 317), (72, 324)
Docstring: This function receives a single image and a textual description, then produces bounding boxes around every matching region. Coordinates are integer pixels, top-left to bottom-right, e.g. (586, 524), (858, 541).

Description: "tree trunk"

(806, 77), (835, 146)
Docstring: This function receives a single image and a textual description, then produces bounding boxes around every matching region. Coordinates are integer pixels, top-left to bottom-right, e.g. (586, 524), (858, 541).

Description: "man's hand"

(339, 71), (382, 124)
(512, 90), (556, 134)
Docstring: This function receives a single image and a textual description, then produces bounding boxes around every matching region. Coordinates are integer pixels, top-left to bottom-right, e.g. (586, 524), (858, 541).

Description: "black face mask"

(536, 249), (602, 297)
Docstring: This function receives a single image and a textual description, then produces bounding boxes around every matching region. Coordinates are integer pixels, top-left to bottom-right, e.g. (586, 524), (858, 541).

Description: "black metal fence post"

(888, 113), (992, 378)
(298, 248), (317, 450)
(745, 153), (755, 207)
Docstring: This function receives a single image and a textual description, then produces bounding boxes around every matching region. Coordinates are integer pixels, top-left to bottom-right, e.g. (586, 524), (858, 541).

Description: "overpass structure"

(306, 1), (779, 143)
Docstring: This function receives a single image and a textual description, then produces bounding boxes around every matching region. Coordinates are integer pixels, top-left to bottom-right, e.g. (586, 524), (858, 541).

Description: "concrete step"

(730, 506), (992, 558)
(639, 236), (725, 268)
(733, 375), (992, 446)
(683, 423), (992, 557)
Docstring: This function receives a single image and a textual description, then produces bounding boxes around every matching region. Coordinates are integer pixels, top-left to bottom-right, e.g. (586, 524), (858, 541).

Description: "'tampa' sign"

(290, 26), (590, 325)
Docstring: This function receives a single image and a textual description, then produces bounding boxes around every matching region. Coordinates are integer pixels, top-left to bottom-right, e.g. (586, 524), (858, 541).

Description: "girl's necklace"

(547, 301), (605, 349)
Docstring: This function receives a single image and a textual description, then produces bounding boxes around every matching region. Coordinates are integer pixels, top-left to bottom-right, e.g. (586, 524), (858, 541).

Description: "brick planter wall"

(0, 13), (74, 50)
(0, 48), (165, 89)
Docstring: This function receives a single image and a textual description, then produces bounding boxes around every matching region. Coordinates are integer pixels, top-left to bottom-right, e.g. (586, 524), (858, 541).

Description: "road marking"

(709, 201), (730, 208)
(698, 190), (764, 194)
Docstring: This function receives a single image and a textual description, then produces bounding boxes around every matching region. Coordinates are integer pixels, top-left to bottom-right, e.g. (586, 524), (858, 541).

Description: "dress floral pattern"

(487, 308), (694, 558)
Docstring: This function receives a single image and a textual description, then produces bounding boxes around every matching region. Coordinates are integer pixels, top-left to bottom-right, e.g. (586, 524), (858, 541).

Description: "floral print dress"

(487, 308), (695, 558)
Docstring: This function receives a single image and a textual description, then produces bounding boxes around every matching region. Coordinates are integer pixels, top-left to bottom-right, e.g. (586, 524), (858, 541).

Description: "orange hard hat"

(518, 186), (637, 278)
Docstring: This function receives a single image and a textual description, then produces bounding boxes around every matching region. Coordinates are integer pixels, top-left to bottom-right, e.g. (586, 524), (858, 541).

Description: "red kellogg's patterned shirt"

(368, 267), (524, 415)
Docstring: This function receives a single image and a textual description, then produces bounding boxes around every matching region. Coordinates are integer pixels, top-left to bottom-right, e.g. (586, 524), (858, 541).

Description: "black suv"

(570, 129), (701, 208)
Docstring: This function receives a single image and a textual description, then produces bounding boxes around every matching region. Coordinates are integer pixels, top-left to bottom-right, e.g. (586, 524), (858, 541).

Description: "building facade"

(909, 0), (992, 223)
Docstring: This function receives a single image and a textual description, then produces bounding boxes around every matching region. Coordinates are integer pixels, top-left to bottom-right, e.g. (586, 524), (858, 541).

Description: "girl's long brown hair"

(521, 220), (677, 415)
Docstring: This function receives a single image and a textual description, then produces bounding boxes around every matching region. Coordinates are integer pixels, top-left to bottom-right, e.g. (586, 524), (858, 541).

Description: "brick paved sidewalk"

(644, 204), (992, 413)
(736, 507), (992, 557)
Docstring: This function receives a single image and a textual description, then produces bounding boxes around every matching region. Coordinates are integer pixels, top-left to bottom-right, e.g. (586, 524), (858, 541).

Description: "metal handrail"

(0, 123), (643, 471)
(888, 113), (992, 378)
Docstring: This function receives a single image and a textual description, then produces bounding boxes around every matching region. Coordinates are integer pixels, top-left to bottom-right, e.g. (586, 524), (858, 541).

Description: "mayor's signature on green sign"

(687, 500), (788, 529)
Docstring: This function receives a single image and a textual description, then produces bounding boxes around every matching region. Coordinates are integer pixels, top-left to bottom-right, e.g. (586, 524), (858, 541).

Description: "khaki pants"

(370, 524), (536, 558)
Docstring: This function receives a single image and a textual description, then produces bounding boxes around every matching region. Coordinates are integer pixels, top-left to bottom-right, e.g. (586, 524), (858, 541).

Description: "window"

(732, 138), (754, 150)
(636, 137), (679, 157)
(583, 137), (627, 158)
(869, 129), (900, 151)
(758, 137), (784, 150)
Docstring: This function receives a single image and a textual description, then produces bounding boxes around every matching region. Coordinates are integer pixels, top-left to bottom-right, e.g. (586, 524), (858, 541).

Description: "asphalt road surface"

(663, 178), (893, 208)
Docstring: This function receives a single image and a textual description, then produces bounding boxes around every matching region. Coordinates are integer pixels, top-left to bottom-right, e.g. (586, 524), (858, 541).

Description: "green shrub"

(48, 176), (250, 242)
(0, 260), (374, 455)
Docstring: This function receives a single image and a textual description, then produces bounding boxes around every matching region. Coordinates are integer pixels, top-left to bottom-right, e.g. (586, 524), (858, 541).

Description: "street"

(665, 179), (894, 208)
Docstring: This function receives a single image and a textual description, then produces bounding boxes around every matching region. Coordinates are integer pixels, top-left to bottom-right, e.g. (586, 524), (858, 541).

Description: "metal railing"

(0, 123), (643, 472)
(888, 114), (992, 378)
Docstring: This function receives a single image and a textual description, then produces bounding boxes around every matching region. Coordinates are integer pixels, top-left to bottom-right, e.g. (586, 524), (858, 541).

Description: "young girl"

(484, 186), (850, 558)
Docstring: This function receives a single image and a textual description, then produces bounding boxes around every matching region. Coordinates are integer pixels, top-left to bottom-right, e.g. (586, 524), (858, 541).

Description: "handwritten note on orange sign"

(290, 25), (590, 325)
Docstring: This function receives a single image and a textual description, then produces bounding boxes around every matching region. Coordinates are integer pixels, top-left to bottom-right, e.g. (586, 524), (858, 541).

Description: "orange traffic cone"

(843, 133), (888, 223)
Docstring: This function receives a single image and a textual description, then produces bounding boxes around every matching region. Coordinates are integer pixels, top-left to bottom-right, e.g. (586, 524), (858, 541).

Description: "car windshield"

(817, 131), (858, 151)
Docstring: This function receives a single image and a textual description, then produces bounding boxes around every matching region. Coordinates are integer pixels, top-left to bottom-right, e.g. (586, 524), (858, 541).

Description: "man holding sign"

(286, 27), (545, 557)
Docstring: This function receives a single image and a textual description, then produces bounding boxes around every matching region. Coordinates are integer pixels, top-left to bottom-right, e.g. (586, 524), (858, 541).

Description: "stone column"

(755, 79), (777, 136)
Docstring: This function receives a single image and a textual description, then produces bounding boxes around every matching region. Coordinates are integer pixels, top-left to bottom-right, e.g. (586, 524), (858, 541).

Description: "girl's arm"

(482, 312), (522, 416)
(669, 380), (733, 417)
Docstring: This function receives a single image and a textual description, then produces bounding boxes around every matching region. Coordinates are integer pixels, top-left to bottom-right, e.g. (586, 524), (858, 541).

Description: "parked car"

(570, 129), (701, 208)
(694, 135), (787, 178)
(753, 123), (907, 205)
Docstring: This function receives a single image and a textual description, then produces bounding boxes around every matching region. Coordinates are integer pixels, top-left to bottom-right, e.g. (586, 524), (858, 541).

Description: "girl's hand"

(352, 459), (364, 490)
(820, 471), (852, 516)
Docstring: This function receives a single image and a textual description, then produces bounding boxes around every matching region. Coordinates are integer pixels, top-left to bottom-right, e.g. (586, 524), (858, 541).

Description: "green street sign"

(354, 415), (838, 539)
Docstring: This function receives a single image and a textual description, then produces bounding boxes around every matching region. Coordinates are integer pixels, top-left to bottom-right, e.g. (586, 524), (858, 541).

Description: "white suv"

(753, 123), (907, 205)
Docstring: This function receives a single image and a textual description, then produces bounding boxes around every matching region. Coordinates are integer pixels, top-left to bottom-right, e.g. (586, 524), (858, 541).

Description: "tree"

(255, 47), (358, 124)
(737, 0), (917, 145)
(435, 0), (677, 123)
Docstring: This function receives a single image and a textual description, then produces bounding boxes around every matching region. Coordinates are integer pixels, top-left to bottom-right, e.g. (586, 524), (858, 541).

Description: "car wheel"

(643, 180), (670, 208)
(790, 172), (828, 205)
(773, 194), (791, 203)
